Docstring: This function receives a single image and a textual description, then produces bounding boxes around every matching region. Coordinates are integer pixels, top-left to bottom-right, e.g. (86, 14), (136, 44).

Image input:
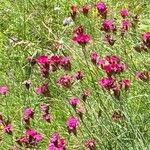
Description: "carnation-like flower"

(135, 71), (149, 82)
(122, 20), (130, 31)
(23, 107), (34, 124)
(3, 122), (13, 134)
(81, 5), (90, 16)
(36, 55), (49, 65)
(42, 113), (52, 122)
(90, 52), (99, 64)
(99, 77), (115, 90)
(40, 103), (49, 113)
(68, 97), (80, 108)
(63, 17), (72, 26)
(142, 32), (150, 46)
(120, 79), (131, 90)
(120, 9), (128, 18)
(66, 116), (78, 135)
(0, 85), (9, 94)
(101, 20), (116, 32)
(72, 33), (91, 46)
(73, 70), (84, 80)
(81, 89), (91, 102)
(57, 74), (72, 88)
(96, 2), (107, 18)
(35, 83), (50, 96)
(60, 56), (71, 71)
(84, 139), (96, 150)
(9, 147), (20, 150)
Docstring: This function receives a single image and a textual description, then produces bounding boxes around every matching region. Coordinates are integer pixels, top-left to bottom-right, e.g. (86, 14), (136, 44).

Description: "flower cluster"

(47, 132), (66, 150)
(40, 103), (52, 123)
(134, 32), (150, 52)
(23, 107), (34, 124)
(16, 128), (43, 148)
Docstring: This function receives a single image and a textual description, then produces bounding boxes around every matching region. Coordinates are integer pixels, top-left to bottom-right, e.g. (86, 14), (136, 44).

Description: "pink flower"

(0, 85), (9, 94)
(142, 32), (150, 45)
(96, 2), (107, 18)
(66, 116), (78, 135)
(57, 74), (72, 88)
(73, 70), (84, 80)
(72, 33), (91, 46)
(48, 132), (66, 150)
(60, 56), (71, 71)
(105, 55), (120, 64)
(68, 97), (80, 108)
(26, 128), (43, 143)
(23, 107), (34, 124)
(120, 79), (131, 90)
(121, 20), (130, 31)
(135, 71), (149, 82)
(81, 5), (90, 16)
(42, 113), (52, 122)
(90, 52), (99, 64)
(99, 77), (115, 90)
(3, 122), (13, 134)
(49, 55), (61, 72)
(36, 55), (49, 65)
(120, 9), (128, 18)
(40, 103), (49, 113)
(84, 139), (96, 150)
(35, 83), (50, 96)
(76, 106), (85, 120)
(101, 20), (116, 32)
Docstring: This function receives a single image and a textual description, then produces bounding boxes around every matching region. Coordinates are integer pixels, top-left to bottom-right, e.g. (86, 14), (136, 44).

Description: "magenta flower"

(40, 103), (49, 113)
(142, 32), (150, 46)
(73, 70), (84, 80)
(99, 77), (115, 90)
(48, 132), (66, 150)
(101, 20), (116, 32)
(3, 122), (13, 134)
(96, 2), (107, 18)
(72, 33), (91, 46)
(84, 139), (96, 150)
(90, 52), (99, 64)
(60, 56), (71, 71)
(26, 128), (43, 143)
(122, 20), (130, 31)
(0, 85), (9, 94)
(135, 71), (149, 82)
(81, 5), (90, 16)
(35, 83), (50, 96)
(23, 107), (34, 124)
(57, 74), (72, 88)
(49, 55), (61, 72)
(105, 55), (120, 64)
(68, 97), (80, 108)
(66, 116), (78, 135)
(36, 55), (49, 65)
(120, 9), (129, 18)
(42, 113), (52, 122)
(120, 79), (131, 90)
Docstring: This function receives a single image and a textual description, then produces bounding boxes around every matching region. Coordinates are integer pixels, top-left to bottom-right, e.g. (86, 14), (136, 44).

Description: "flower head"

(68, 97), (80, 108)
(142, 32), (150, 45)
(81, 5), (90, 16)
(120, 9), (128, 18)
(96, 2), (107, 18)
(84, 139), (96, 150)
(101, 20), (116, 32)
(35, 83), (50, 96)
(63, 17), (72, 26)
(3, 122), (13, 134)
(0, 85), (9, 94)
(23, 107), (34, 124)
(66, 116), (78, 135)
(72, 33), (91, 46)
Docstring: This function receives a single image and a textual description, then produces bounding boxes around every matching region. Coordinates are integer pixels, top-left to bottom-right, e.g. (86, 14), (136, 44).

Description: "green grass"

(0, 0), (150, 149)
